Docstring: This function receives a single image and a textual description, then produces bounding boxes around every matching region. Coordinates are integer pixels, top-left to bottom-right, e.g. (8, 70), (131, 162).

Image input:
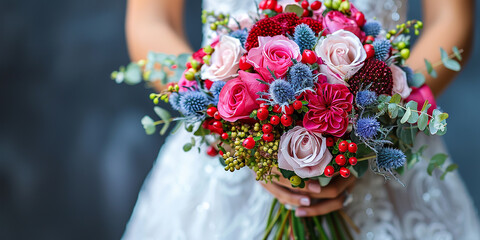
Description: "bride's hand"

(260, 168), (356, 217)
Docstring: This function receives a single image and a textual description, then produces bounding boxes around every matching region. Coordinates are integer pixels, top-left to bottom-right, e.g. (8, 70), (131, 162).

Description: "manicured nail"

(300, 197), (310, 206)
(308, 183), (321, 193)
(295, 209), (307, 217)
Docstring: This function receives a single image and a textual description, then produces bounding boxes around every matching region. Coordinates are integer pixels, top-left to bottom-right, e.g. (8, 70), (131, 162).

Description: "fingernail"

(295, 209), (307, 217)
(300, 197), (310, 206)
(308, 183), (321, 193)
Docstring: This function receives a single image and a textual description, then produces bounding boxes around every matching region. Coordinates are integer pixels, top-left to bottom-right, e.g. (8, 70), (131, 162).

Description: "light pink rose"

(278, 126), (333, 178)
(391, 65), (412, 98)
(178, 70), (198, 92)
(217, 71), (268, 122)
(323, 10), (365, 41)
(202, 35), (245, 81)
(315, 30), (366, 85)
(247, 35), (301, 82)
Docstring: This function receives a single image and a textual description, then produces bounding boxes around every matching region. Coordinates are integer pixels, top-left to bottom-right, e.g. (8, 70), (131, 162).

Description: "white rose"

(391, 65), (412, 98)
(315, 30), (366, 85)
(201, 35), (245, 81)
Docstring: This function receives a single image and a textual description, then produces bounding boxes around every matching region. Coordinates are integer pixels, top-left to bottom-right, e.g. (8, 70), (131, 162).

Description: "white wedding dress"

(122, 1), (480, 239)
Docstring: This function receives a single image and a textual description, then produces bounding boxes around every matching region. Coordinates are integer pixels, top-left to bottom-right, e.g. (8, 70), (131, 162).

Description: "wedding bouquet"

(113, 0), (463, 238)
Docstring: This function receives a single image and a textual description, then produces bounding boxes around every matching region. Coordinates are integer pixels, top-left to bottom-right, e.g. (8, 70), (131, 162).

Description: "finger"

(295, 194), (347, 217)
(307, 176), (356, 199)
(260, 182), (311, 207)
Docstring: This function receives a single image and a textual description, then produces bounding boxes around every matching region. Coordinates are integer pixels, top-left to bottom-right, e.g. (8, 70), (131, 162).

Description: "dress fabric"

(122, 0), (480, 239)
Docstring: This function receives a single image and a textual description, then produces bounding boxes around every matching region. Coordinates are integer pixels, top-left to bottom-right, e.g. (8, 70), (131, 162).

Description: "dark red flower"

(245, 18), (283, 51)
(271, 13), (300, 35)
(303, 83), (353, 137)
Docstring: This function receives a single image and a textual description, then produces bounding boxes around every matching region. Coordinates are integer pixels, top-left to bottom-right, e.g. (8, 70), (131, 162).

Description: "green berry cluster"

(202, 10), (230, 31)
(386, 20), (424, 61)
(149, 84), (179, 104)
(324, 0), (351, 13)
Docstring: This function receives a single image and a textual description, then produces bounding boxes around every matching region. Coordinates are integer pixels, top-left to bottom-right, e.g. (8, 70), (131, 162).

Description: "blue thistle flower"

(269, 80), (295, 105)
(363, 21), (382, 37)
(356, 117), (380, 139)
(230, 29), (248, 48)
(293, 24), (316, 53)
(287, 63), (314, 93)
(356, 90), (378, 107)
(179, 91), (209, 116)
(401, 66), (415, 86)
(169, 92), (182, 111)
(373, 39), (391, 61)
(377, 147), (407, 170)
(209, 81), (226, 104)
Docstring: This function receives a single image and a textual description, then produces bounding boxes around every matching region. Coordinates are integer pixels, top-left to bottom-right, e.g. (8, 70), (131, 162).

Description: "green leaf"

(194, 126), (210, 136)
(443, 59), (461, 71)
(141, 116), (156, 135)
(154, 106), (171, 122)
(411, 73), (426, 87)
(279, 168), (295, 179)
(185, 124), (194, 132)
(452, 46), (462, 61)
(183, 143), (193, 152)
(427, 153), (448, 176)
(318, 176), (332, 187)
(417, 113), (429, 131)
(389, 94), (402, 104)
(159, 121), (170, 135)
(352, 160), (369, 178)
(424, 59), (437, 78)
(440, 163), (458, 180)
(400, 107), (411, 124)
(125, 63), (143, 85)
(408, 112), (419, 124)
(421, 100), (430, 112)
(440, 48), (449, 61)
(436, 112), (449, 121)
(284, 4), (304, 17)
(388, 103), (399, 118)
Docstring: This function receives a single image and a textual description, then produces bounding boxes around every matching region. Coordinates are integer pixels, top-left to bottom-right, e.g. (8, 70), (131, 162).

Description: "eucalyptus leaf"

(125, 63), (142, 85)
(436, 112), (449, 121)
(443, 59), (461, 72)
(452, 46), (462, 61)
(410, 73), (426, 87)
(154, 106), (171, 122)
(318, 176), (332, 187)
(401, 107), (411, 124)
(183, 143), (193, 152)
(427, 153), (448, 176)
(159, 121), (170, 135)
(417, 113), (428, 131)
(424, 59), (437, 78)
(141, 116), (156, 135)
(407, 111), (419, 124)
(440, 163), (458, 180)
(194, 126), (210, 136)
(390, 94), (401, 104)
(388, 103), (399, 118)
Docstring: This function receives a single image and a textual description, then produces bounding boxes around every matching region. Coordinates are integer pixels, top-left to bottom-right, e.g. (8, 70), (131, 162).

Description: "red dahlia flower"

(303, 83), (353, 137)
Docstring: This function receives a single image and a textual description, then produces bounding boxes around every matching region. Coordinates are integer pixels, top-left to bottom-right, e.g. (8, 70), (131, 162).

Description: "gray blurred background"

(0, 0), (478, 239)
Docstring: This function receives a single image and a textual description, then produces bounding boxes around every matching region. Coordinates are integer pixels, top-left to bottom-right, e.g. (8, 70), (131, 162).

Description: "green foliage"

(284, 4), (304, 17)
(452, 46), (462, 61)
(154, 106), (172, 135)
(440, 48), (461, 72)
(424, 59), (437, 78)
(427, 153), (447, 175)
(141, 116), (156, 135)
(440, 164), (458, 180)
(411, 73), (426, 87)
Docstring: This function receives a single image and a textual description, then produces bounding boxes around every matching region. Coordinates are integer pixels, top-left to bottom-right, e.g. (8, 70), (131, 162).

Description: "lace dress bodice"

(122, 1), (480, 239)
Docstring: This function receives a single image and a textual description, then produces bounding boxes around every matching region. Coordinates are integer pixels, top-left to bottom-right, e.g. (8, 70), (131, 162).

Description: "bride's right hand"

(259, 168), (356, 217)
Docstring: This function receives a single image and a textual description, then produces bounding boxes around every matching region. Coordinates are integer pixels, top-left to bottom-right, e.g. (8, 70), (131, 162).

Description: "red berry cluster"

(203, 106), (226, 136)
(256, 101), (304, 128)
(294, 0), (322, 17)
(259, 0), (283, 14)
(323, 140), (358, 178)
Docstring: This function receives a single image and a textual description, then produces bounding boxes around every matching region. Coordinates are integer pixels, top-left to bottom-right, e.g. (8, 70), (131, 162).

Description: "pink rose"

(247, 35), (301, 82)
(278, 126), (333, 178)
(315, 30), (366, 85)
(323, 10), (365, 41)
(303, 83), (353, 137)
(390, 65), (412, 98)
(405, 85), (437, 115)
(178, 70), (198, 92)
(202, 35), (245, 81)
(217, 71), (268, 122)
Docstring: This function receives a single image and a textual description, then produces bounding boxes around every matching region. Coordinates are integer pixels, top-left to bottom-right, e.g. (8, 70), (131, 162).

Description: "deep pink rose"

(391, 65), (412, 98)
(323, 11), (365, 42)
(278, 126), (333, 178)
(303, 83), (353, 137)
(217, 71), (268, 122)
(178, 70), (198, 92)
(405, 85), (437, 115)
(247, 35), (301, 82)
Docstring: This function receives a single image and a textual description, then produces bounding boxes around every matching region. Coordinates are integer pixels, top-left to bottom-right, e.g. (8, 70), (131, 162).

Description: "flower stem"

(263, 204), (283, 240)
(275, 210), (291, 240)
(313, 216), (329, 240)
(357, 155), (376, 162)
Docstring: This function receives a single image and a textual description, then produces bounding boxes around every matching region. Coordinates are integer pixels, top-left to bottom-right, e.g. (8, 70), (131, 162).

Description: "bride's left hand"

(260, 168), (356, 217)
